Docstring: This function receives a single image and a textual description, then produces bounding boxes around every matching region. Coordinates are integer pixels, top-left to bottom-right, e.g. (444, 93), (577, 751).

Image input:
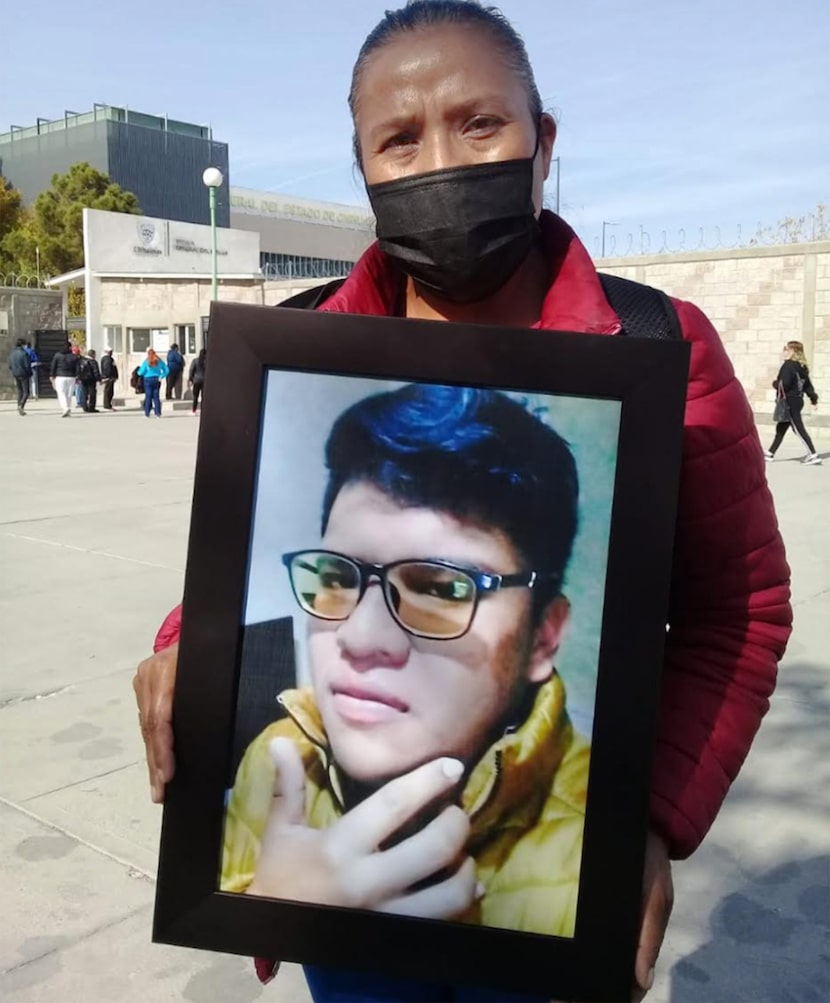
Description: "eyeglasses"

(282, 549), (560, 641)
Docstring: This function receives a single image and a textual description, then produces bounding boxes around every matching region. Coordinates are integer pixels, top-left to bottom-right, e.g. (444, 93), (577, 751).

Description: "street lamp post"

(601, 220), (619, 258)
(202, 167), (224, 300)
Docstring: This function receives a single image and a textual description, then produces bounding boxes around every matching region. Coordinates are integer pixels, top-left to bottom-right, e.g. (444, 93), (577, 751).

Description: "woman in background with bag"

(136, 348), (169, 419)
(765, 341), (821, 465)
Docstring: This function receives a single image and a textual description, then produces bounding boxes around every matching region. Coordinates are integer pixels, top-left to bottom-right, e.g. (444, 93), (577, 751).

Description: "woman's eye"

(382, 133), (417, 151)
(466, 116), (501, 135)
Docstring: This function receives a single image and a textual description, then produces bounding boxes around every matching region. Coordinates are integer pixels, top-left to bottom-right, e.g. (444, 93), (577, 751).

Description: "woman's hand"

(247, 739), (478, 920)
(133, 642), (178, 803)
(633, 830), (674, 1001)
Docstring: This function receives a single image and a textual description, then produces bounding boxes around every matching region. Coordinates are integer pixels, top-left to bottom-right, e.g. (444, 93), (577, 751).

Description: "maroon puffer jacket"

(154, 212), (791, 898)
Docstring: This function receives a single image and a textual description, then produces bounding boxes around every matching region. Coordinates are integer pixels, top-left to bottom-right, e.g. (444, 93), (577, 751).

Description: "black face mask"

(367, 157), (540, 304)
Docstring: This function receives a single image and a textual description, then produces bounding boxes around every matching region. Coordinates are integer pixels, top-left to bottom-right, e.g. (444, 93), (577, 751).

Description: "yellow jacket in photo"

(221, 674), (590, 938)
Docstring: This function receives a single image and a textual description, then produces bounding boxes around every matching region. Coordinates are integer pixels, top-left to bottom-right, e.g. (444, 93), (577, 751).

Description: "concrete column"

(801, 252), (817, 358)
(85, 272), (102, 355)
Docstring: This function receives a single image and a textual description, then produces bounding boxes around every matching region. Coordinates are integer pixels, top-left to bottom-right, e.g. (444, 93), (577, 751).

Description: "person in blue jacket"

(25, 341), (40, 399)
(136, 348), (169, 418)
(165, 343), (186, 400)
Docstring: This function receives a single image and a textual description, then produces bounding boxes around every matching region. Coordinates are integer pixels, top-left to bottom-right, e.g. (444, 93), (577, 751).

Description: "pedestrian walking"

(188, 349), (206, 415)
(165, 343), (186, 400)
(8, 338), (32, 415)
(101, 347), (119, 410)
(49, 341), (81, 417)
(765, 341), (821, 465)
(25, 341), (40, 399)
(79, 349), (102, 413)
(136, 348), (169, 418)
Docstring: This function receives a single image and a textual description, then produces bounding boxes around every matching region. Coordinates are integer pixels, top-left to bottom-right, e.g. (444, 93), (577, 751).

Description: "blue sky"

(1, 0), (827, 256)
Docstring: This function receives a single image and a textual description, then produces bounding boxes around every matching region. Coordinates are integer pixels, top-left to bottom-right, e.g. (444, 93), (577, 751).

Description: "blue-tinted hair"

(322, 384), (578, 609)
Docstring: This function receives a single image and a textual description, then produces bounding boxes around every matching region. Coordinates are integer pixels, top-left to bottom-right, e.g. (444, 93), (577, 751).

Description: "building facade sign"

(229, 187), (373, 232)
(84, 209), (260, 275)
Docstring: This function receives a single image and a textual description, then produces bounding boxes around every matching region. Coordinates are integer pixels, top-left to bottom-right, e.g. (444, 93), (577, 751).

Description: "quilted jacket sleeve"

(650, 299), (792, 859)
(153, 604), (183, 653)
(151, 604), (281, 985)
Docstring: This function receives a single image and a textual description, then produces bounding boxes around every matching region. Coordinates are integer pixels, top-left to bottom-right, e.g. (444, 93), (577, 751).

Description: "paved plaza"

(0, 396), (827, 1002)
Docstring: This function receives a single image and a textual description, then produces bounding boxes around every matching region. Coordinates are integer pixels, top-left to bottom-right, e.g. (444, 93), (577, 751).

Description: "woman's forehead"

(355, 24), (525, 116)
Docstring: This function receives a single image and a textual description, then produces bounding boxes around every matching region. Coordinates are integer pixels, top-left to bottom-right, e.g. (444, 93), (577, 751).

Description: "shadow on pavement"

(669, 659), (829, 1002)
(670, 854), (829, 1002)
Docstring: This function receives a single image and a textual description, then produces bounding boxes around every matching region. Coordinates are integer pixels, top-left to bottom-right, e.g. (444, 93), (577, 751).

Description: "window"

(201, 316), (210, 349)
(129, 328), (151, 353)
(259, 252), (355, 280)
(103, 325), (123, 352)
(152, 328), (170, 352)
(176, 324), (196, 355)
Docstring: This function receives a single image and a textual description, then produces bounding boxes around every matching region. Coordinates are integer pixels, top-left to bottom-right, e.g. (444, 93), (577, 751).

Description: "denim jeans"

(82, 381), (98, 411)
(303, 966), (549, 1003)
(143, 377), (162, 416)
(14, 376), (29, 410)
(191, 382), (203, 412)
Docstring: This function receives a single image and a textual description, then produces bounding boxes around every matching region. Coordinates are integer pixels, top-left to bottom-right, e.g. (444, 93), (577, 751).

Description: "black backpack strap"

(278, 278), (347, 311)
(274, 273), (682, 340)
(598, 273), (682, 340)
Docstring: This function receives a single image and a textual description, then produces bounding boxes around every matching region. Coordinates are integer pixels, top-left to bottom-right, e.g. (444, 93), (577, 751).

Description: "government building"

(1, 104), (375, 399)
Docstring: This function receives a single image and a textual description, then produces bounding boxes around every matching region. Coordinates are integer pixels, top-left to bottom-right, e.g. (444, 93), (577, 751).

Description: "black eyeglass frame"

(281, 548), (561, 640)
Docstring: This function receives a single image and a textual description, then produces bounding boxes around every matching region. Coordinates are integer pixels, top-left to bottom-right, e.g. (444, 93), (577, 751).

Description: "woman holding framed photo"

(135, 2), (792, 999)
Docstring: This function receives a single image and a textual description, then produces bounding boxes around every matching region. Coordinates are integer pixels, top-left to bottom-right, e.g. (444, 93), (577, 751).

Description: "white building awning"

(93, 272), (264, 281)
(45, 268), (86, 289)
(46, 268), (263, 285)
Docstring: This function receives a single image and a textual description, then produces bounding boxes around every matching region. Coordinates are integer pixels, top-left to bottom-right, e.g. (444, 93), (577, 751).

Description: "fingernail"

(440, 758), (464, 780)
(646, 968), (655, 990)
(151, 785), (161, 803)
(475, 881), (486, 899)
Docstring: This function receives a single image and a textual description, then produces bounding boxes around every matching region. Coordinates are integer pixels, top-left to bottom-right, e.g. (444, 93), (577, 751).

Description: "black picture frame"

(153, 301), (690, 1002)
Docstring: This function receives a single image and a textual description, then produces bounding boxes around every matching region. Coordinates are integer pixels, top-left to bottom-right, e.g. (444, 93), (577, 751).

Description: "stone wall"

(88, 246), (830, 423)
(93, 276), (330, 399)
(96, 275), (334, 325)
(599, 241), (830, 424)
(97, 277), (267, 331)
(0, 288), (63, 399)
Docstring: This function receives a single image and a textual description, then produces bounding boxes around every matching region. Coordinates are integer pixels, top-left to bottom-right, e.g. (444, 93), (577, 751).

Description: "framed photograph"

(154, 302), (690, 1001)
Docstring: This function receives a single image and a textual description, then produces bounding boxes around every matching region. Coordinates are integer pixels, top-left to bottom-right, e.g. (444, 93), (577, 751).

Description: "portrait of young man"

(219, 375), (621, 940)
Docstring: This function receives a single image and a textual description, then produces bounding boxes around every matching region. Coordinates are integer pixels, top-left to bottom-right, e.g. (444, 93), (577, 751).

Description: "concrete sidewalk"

(0, 398), (827, 1002)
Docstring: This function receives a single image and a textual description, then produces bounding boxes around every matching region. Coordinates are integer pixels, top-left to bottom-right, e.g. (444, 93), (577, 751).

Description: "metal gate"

(33, 330), (70, 399)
